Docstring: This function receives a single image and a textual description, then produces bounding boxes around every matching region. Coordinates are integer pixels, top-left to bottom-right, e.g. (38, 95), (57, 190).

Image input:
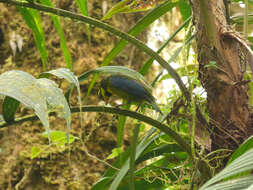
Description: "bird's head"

(98, 78), (112, 104)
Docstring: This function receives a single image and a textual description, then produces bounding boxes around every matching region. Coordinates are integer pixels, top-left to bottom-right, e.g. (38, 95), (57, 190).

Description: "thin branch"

(82, 144), (120, 171)
(0, 105), (192, 157)
(0, 0), (190, 100)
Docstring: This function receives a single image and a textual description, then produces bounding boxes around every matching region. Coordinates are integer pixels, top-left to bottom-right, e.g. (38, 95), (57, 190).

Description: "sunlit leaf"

(103, 0), (167, 20)
(109, 129), (158, 190)
(36, 78), (71, 143)
(31, 146), (43, 159)
(45, 68), (82, 132)
(107, 147), (123, 160)
(42, 130), (78, 146)
(204, 61), (218, 69)
(0, 70), (71, 143)
(0, 70), (50, 139)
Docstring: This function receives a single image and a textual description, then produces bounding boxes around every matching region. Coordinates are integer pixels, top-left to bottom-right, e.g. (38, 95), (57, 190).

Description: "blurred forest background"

(0, 0), (253, 190)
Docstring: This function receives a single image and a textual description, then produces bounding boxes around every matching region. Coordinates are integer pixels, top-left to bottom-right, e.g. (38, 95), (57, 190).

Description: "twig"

(0, 105), (193, 157)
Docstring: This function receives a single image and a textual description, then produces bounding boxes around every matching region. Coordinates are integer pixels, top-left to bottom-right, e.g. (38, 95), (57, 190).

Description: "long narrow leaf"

(227, 135), (253, 165)
(75, 0), (90, 44)
(92, 129), (157, 189)
(202, 176), (253, 190)
(39, 0), (72, 70)
(177, 0), (192, 22)
(102, 0), (132, 20)
(18, 7), (48, 70)
(129, 123), (140, 190)
(200, 148), (253, 189)
(75, 0), (88, 15)
(117, 105), (129, 149)
(109, 130), (161, 190)
(102, 0), (165, 20)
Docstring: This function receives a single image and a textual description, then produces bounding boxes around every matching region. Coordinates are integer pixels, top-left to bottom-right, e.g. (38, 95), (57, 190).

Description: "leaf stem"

(0, 105), (192, 157)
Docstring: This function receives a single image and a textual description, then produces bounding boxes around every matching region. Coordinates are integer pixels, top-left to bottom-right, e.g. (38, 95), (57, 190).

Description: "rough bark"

(190, 0), (253, 151)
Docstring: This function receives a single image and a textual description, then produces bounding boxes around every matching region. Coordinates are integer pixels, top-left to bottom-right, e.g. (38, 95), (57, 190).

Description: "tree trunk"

(190, 0), (253, 152)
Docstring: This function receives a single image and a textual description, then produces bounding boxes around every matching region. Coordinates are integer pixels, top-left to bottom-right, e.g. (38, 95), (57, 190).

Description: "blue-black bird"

(98, 74), (162, 114)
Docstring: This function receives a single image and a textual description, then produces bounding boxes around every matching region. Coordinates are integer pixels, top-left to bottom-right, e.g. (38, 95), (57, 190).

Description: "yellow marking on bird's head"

(98, 87), (110, 104)
(106, 86), (113, 94)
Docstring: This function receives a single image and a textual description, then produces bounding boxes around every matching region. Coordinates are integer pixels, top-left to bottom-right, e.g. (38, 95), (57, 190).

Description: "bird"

(98, 74), (162, 114)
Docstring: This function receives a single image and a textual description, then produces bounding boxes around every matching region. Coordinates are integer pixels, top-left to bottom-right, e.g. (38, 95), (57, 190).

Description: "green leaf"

(108, 129), (159, 190)
(0, 70), (50, 140)
(75, 0), (90, 44)
(200, 148), (253, 189)
(159, 64), (196, 81)
(45, 68), (81, 142)
(0, 70), (72, 143)
(2, 96), (20, 123)
(201, 176), (253, 190)
(102, 0), (168, 20)
(135, 152), (187, 177)
(91, 177), (112, 190)
(129, 122), (140, 189)
(107, 147), (124, 160)
(204, 61), (218, 69)
(227, 135), (253, 165)
(75, 0), (88, 15)
(102, 0), (132, 20)
(31, 146), (44, 159)
(91, 129), (157, 190)
(178, 0), (192, 23)
(117, 108), (128, 150)
(36, 78), (71, 143)
(136, 143), (184, 164)
(42, 130), (78, 146)
(39, 0), (72, 70)
(118, 177), (165, 190)
(18, 7), (48, 71)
